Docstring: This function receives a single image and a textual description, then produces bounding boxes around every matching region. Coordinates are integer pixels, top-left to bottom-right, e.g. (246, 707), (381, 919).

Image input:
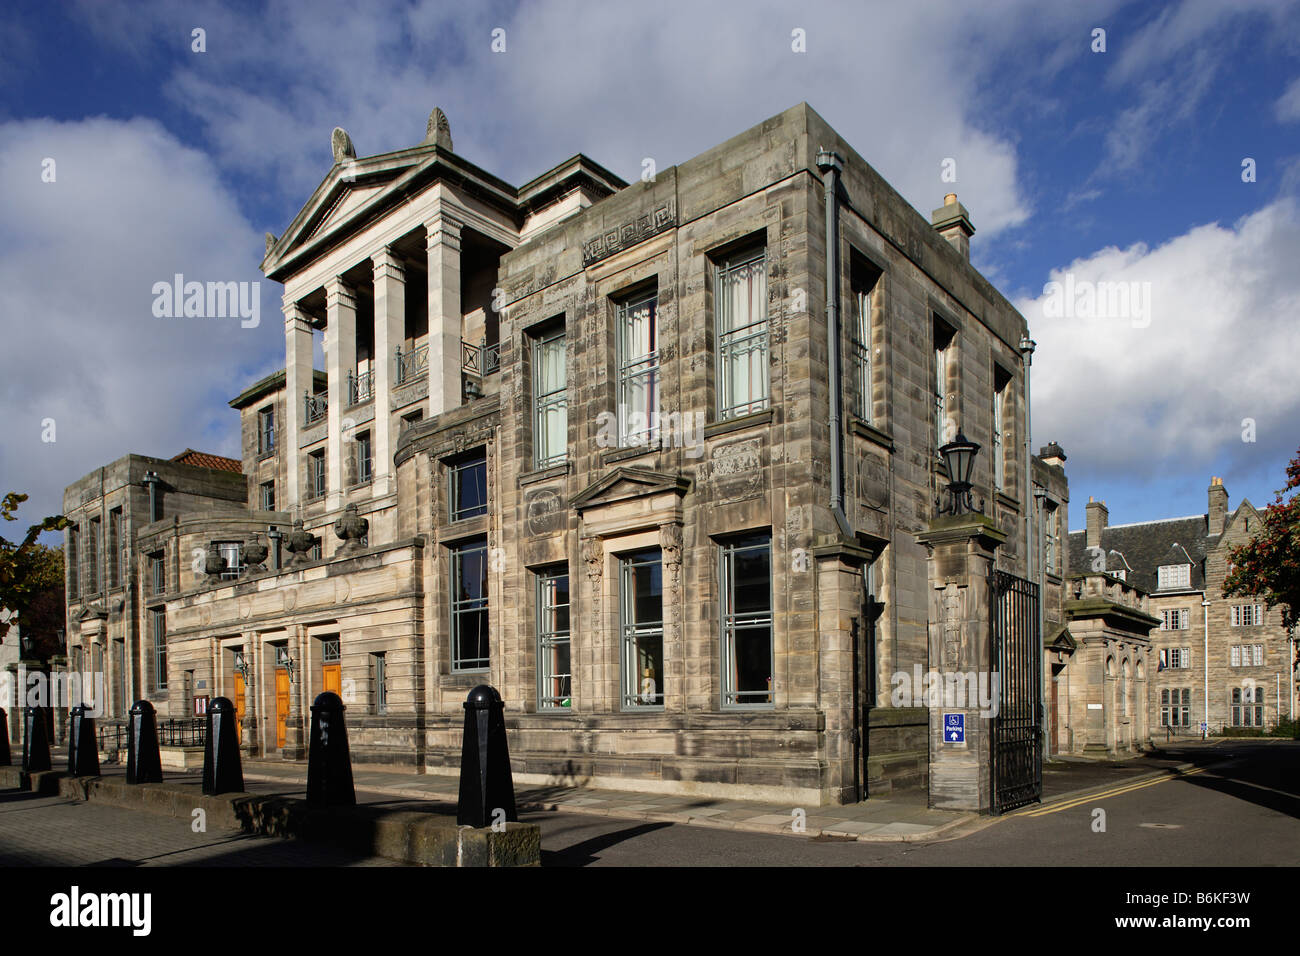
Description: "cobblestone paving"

(0, 789), (402, 867)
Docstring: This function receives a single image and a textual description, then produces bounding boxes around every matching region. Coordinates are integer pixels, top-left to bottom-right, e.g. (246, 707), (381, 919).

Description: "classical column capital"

(282, 300), (313, 332)
(325, 277), (357, 310)
(371, 246), (406, 282)
(426, 213), (463, 252)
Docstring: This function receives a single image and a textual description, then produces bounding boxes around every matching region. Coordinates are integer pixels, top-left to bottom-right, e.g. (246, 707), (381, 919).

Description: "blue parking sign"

(944, 713), (964, 743)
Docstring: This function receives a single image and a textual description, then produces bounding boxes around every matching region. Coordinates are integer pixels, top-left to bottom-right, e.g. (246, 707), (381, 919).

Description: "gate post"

(916, 514), (1006, 813)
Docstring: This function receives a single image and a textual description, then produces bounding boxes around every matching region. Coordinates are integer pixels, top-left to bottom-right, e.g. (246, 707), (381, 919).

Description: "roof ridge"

(1068, 513), (1206, 534)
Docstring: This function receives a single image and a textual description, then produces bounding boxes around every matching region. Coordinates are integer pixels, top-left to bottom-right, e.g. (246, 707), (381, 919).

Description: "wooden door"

(275, 669), (290, 749)
(233, 673), (245, 743)
(322, 664), (341, 697)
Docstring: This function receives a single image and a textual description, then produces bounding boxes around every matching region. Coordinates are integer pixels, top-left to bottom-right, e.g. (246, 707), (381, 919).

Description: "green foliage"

(0, 492), (71, 644)
(1222, 448), (1300, 631)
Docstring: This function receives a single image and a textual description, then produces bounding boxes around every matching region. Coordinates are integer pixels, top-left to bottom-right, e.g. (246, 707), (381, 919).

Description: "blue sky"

(1, 0), (1298, 539)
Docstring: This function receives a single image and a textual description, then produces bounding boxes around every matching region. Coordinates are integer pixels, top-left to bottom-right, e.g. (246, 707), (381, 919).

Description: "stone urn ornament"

(286, 520), (318, 566)
(241, 533), (268, 576)
(333, 503), (369, 554)
(203, 542), (227, 579)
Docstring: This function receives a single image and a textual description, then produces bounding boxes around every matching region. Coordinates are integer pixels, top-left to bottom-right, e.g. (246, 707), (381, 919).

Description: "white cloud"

(0, 117), (280, 523)
(1021, 197), (1300, 483)
(1277, 76), (1300, 123)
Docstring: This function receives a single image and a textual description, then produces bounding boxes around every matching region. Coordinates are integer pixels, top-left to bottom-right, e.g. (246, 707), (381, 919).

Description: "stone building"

(63, 103), (1065, 810)
(1068, 478), (1298, 737)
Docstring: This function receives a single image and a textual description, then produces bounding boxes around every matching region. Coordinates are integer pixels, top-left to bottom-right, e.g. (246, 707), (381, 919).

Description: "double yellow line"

(1014, 766), (1209, 817)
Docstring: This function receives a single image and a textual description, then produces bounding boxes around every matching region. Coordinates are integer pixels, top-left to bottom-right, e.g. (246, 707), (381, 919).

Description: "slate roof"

(1065, 510), (1236, 595)
(170, 449), (243, 473)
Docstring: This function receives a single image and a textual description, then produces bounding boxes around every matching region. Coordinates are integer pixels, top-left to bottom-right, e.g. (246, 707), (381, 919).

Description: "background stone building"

(65, 103), (1067, 809)
(1068, 477), (1298, 737)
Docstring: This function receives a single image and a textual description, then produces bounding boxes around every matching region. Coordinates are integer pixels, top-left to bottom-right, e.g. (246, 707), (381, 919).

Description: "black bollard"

(456, 685), (518, 828)
(22, 706), (51, 773)
(127, 700), (163, 784)
(0, 707), (10, 766)
(202, 697), (244, 795)
(306, 692), (355, 806)
(67, 705), (101, 777)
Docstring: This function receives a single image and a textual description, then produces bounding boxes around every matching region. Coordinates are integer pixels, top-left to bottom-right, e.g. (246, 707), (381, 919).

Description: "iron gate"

(990, 570), (1041, 813)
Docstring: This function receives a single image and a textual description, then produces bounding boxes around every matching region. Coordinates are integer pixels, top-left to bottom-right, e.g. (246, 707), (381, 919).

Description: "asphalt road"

(531, 740), (1299, 866)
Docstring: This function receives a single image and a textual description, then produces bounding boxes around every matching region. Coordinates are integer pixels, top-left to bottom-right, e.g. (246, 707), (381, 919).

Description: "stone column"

(426, 212), (463, 417)
(284, 301), (314, 509)
(372, 248), (405, 499)
(915, 514), (1006, 812)
(242, 633), (260, 759)
(581, 539), (603, 713)
(325, 278), (357, 512)
(659, 523), (683, 711)
(281, 627), (306, 760)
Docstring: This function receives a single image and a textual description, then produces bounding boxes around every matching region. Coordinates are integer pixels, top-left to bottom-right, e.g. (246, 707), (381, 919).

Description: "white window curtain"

(717, 251), (768, 418)
(534, 332), (567, 466)
(618, 293), (659, 444)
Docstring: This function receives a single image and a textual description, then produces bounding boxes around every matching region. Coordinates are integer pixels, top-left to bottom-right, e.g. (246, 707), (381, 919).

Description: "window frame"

(353, 430), (373, 485)
(448, 449), (488, 522)
(848, 264), (876, 423)
(151, 609), (167, 692)
(532, 326), (568, 469)
(1157, 564), (1191, 590)
(370, 651), (387, 715)
(714, 245), (770, 421)
(619, 548), (665, 711)
(150, 552), (166, 596)
(257, 405), (276, 456)
(449, 539), (490, 673)
(616, 286), (660, 448)
(719, 532), (775, 710)
(259, 481), (276, 512)
(535, 566), (572, 711)
(308, 450), (326, 500)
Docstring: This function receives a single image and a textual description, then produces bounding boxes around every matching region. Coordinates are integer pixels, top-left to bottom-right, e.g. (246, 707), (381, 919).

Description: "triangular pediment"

(76, 603), (108, 622)
(571, 467), (690, 511)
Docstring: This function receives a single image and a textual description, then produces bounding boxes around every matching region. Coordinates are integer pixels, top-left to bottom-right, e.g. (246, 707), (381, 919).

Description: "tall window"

(370, 652), (387, 715)
(533, 328), (567, 468)
(308, 450), (326, 499)
(720, 533), (774, 708)
(1231, 686), (1264, 727)
(849, 262), (876, 422)
(536, 567), (571, 710)
(1231, 603), (1263, 626)
(616, 288), (659, 446)
(450, 539), (489, 671)
(620, 549), (664, 709)
(151, 609), (167, 692)
(108, 506), (123, 588)
(1161, 647), (1191, 669)
(150, 552), (166, 595)
(1157, 564), (1191, 590)
(1161, 688), (1191, 726)
(353, 430), (372, 484)
(258, 405), (275, 456)
(993, 368), (1011, 492)
(1043, 502), (1059, 574)
(449, 450), (487, 521)
(1161, 608), (1190, 630)
(86, 518), (100, 593)
(260, 481), (276, 511)
(68, 525), (79, 597)
(934, 320), (955, 450)
(716, 246), (769, 420)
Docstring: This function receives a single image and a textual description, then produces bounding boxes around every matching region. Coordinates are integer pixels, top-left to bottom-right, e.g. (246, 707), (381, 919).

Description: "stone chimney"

(1039, 441), (1067, 468)
(931, 192), (975, 260)
(1085, 496), (1108, 550)
(1208, 476), (1229, 536)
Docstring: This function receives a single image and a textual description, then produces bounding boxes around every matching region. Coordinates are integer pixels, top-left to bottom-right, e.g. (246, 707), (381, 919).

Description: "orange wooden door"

(233, 673), (246, 743)
(322, 664), (341, 697)
(275, 669), (290, 749)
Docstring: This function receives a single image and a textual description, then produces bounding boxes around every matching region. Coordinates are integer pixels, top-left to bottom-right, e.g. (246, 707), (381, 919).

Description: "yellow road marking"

(1017, 767), (1209, 817)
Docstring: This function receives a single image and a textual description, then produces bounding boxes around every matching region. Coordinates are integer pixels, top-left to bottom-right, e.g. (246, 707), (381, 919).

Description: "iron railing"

(990, 569), (1042, 814)
(304, 391), (327, 426)
(395, 343), (428, 386)
(461, 339), (500, 376)
(347, 369), (374, 406)
(97, 717), (207, 752)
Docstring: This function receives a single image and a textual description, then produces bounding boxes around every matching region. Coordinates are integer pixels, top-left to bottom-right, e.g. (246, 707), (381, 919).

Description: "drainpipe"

(1019, 336), (1044, 756)
(817, 148), (852, 540)
(1202, 598), (1211, 737)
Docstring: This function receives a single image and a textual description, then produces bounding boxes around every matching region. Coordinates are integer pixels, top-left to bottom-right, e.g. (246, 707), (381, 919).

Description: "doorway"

(275, 668), (289, 750)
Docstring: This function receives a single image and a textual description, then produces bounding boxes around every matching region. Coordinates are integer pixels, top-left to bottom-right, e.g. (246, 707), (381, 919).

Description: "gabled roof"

(170, 449), (242, 473)
(1066, 510), (1238, 595)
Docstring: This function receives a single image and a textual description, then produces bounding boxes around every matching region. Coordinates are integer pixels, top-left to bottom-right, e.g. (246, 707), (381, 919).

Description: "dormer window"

(1157, 564), (1190, 590)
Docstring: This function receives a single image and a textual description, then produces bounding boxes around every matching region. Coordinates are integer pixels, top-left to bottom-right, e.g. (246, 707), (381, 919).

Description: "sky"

(1, 0), (1298, 540)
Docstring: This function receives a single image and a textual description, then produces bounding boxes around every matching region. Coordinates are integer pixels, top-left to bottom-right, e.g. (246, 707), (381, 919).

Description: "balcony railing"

(347, 369), (374, 406)
(395, 343), (429, 386)
(461, 339), (500, 376)
(303, 391), (327, 426)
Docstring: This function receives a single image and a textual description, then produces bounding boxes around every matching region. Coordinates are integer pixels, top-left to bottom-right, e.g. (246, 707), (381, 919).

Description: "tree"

(0, 492), (71, 647)
(1222, 448), (1300, 631)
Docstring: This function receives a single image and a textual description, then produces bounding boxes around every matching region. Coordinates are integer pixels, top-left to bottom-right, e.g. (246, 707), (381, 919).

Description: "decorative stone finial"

(204, 542), (227, 579)
(424, 108), (452, 151)
(331, 127), (356, 164)
(265, 232), (277, 254)
(286, 519), (318, 566)
(241, 533), (268, 577)
(333, 503), (369, 553)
